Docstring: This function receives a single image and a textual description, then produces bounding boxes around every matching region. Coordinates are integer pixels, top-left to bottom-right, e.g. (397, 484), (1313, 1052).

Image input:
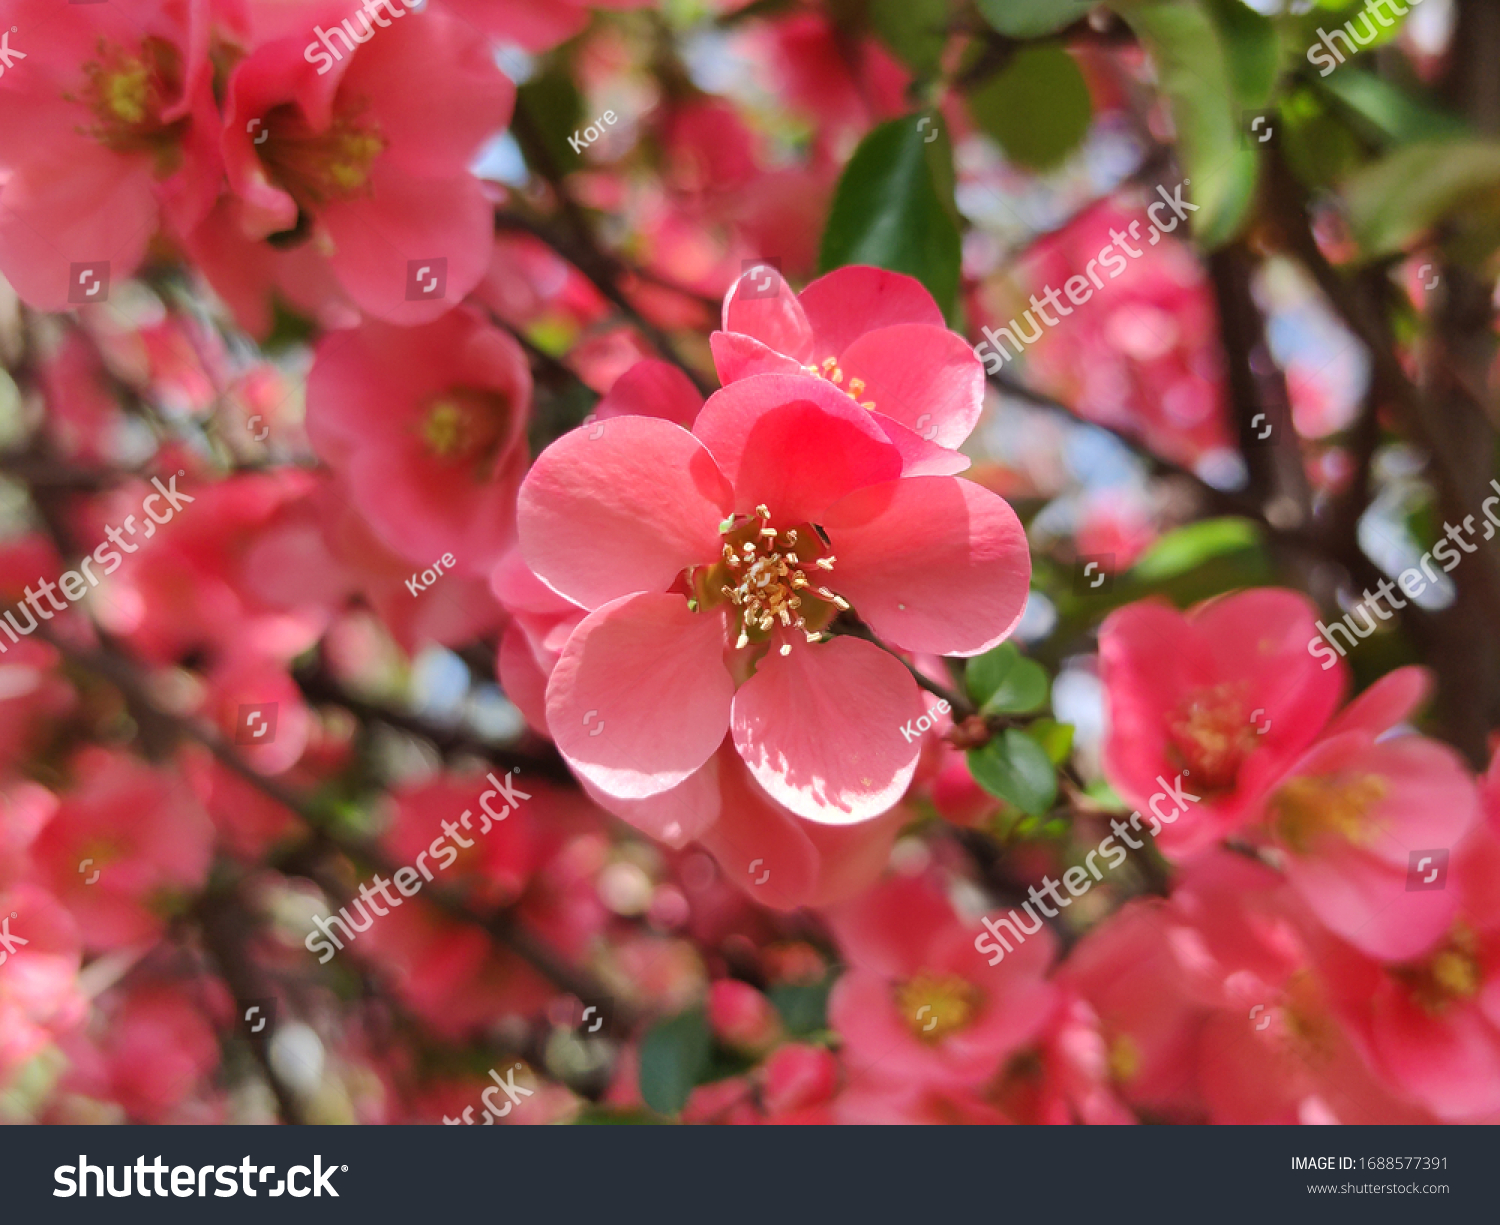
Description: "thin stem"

(830, 620), (973, 716)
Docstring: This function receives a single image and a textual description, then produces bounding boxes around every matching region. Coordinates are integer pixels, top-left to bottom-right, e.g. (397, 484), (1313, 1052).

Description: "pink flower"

(826, 873), (1057, 1088)
(307, 307), (532, 576)
(193, 1), (513, 330)
(379, 774), (536, 909)
(989, 993), (1135, 1125)
(759, 1042), (839, 1118)
(1319, 825), (1500, 1120)
(518, 374), (1030, 822)
(30, 748), (212, 950)
(1059, 899), (1205, 1118)
(1099, 589), (1349, 858)
(0, 0), (220, 308)
(1259, 667), (1479, 960)
(352, 897), (551, 1041)
(711, 265), (984, 464)
(707, 978), (782, 1054)
(63, 984), (219, 1122)
(992, 198), (1234, 470)
(0, 882), (84, 1087)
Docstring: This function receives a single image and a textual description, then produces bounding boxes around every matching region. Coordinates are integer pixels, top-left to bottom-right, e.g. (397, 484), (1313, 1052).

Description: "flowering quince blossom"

(1258, 667), (1479, 960)
(0, 0), (220, 309)
(29, 748), (212, 951)
(307, 307), (532, 576)
(1318, 821), (1500, 1121)
(826, 872), (1056, 1099)
(517, 371), (1030, 823)
(0, 881), (85, 1086)
(189, 0), (512, 331)
(710, 265), (983, 468)
(1099, 589), (1349, 859)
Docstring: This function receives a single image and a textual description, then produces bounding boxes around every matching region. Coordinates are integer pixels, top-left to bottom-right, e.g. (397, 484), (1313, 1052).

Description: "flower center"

(801, 355), (876, 411)
(688, 505), (848, 650)
(77, 38), (190, 171)
(1106, 1033), (1141, 1083)
(1166, 685), (1259, 791)
(1270, 773), (1387, 854)
(1391, 925), (1482, 1014)
(256, 101), (386, 217)
(418, 389), (512, 471)
(895, 972), (978, 1043)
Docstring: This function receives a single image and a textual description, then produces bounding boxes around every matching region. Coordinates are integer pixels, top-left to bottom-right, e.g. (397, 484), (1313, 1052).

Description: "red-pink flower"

(30, 749), (212, 950)
(826, 873), (1057, 1088)
(192, 0), (512, 330)
(62, 984), (219, 1122)
(711, 265), (984, 464)
(0, 881), (84, 1086)
(379, 774), (536, 909)
(518, 374), (1030, 823)
(0, 0), (220, 308)
(1260, 670), (1480, 960)
(1099, 589), (1349, 858)
(307, 307), (532, 576)
(1320, 825), (1500, 1120)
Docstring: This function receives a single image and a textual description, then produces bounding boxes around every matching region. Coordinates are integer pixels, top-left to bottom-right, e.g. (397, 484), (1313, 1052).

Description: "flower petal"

(697, 744), (820, 909)
(547, 593), (733, 798)
(870, 413), (971, 476)
(519, 416), (733, 609)
(709, 330), (805, 385)
(721, 266), (815, 361)
(731, 636), (922, 824)
(821, 477), (1031, 656)
(693, 374), (902, 523)
(579, 755), (721, 848)
(840, 323), (984, 449)
(1325, 666), (1432, 740)
(595, 359), (704, 427)
(322, 169), (493, 326)
(796, 266), (944, 357)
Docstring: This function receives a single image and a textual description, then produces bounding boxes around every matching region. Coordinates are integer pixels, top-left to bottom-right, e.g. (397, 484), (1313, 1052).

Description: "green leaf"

(868, 0), (949, 76)
(819, 116), (961, 315)
(975, 0), (1097, 38)
(1202, 0), (1278, 111)
(1027, 718), (1076, 766)
(767, 980), (830, 1037)
(966, 44), (1093, 171)
(1315, 70), (1465, 147)
(1131, 516), (1262, 582)
(968, 729), (1057, 817)
(515, 61), (585, 170)
(638, 1008), (711, 1116)
(1108, 0), (1259, 249)
(1341, 138), (1500, 258)
(965, 642), (1050, 714)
